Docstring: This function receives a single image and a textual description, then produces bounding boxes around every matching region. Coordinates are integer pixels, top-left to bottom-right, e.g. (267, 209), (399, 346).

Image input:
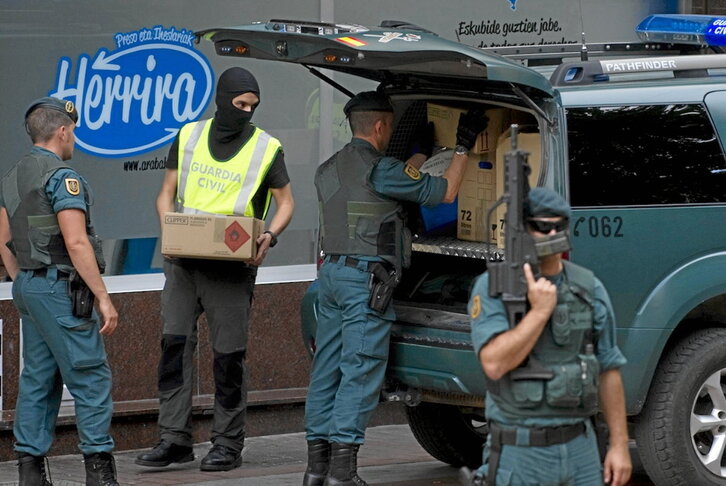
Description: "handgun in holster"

(69, 270), (94, 318)
(368, 262), (400, 313)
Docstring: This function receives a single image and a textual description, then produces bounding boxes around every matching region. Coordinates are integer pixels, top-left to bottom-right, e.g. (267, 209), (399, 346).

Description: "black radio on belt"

(69, 270), (94, 318)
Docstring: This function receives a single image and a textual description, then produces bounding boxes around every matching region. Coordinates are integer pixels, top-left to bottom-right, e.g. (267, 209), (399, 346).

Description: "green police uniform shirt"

(469, 270), (627, 427)
(365, 141), (447, 207)
(46, 166), (88, 213)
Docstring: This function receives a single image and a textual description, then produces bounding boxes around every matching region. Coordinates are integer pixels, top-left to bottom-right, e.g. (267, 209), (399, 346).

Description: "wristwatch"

(264, 230), (278, 247)
(454, 144), (469, 156)
(263, 230), (277, 248)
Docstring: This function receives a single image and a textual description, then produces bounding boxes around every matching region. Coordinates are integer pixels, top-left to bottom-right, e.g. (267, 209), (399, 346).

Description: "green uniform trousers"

(12, 267), (114, 456)
(305, 256), (395, 444)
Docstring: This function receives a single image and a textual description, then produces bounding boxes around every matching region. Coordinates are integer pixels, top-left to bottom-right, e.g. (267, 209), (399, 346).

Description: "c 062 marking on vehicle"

(573, 216), (624, 238)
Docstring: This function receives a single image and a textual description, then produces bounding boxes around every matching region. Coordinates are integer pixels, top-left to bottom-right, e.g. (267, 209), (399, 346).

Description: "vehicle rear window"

(567, 104), (726, 206)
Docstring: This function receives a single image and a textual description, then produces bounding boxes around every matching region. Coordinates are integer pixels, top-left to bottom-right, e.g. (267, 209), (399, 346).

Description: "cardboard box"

(427, 104), (507, 153)
(494, 130), (542, 247)
(161, 212), (264, 261)
(456, 152), (498, 243)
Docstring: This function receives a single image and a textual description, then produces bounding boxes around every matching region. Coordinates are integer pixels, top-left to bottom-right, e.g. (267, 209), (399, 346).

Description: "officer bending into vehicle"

(303, 90), (488, 486)
(466, 188), (631, 486)
(0, 97), (120, 485)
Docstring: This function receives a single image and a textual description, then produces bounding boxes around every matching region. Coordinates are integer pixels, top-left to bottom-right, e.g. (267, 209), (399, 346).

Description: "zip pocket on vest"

(545, 354), (600, 409)
(510, 379), (544, 408)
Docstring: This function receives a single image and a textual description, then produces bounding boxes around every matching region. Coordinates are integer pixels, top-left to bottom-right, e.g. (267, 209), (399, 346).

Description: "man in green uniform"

(303, 91), (488, 486)
(467, 188), (631, 486)
(0, 97), (120, 485)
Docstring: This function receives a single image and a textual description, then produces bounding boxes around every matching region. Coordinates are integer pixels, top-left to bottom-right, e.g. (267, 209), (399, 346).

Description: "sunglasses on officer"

(527, 218), (569, 234)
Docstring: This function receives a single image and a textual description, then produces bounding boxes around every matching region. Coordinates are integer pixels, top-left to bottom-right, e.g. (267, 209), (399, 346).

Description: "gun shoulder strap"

(562, 260), (597, 347)
(562, 260), (594, 306)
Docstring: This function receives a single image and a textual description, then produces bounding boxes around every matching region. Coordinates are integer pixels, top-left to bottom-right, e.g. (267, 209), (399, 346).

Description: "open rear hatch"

(197, 20), (559, 314)
(196, 19), (554, 102)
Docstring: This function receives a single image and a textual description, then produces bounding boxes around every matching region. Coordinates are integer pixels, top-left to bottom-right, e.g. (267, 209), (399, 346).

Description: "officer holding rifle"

(465, 128), (632, 486)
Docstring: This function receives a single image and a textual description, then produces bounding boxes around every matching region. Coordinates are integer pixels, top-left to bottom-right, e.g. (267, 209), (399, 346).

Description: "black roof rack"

(549, 53), (726, 86)
(482, 41), (710, 67)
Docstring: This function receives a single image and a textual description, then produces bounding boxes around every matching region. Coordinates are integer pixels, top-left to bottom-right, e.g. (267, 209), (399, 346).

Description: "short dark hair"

(25, 108), (74, 144)
(349, 110), (391, 136)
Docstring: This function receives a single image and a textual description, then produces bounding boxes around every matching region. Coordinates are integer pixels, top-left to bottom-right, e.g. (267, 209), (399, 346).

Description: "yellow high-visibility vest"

(176, 119), (281, 218)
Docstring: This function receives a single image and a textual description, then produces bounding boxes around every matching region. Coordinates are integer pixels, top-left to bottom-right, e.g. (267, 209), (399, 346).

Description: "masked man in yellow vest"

(136, 67), (294, 472)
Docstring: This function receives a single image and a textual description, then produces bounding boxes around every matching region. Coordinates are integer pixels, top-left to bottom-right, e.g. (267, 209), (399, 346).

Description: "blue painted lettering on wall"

(50, 26), (214, 158)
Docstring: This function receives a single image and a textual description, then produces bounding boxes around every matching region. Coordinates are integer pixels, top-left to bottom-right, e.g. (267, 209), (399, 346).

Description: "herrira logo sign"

(49, 25), (214, 158)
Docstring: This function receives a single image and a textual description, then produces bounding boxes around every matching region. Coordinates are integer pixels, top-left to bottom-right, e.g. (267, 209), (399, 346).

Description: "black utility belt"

(490, 421), (586, 447)
(327, 255), (399, 313)
(29, 267), (94, 318)
(327, 254), (383, 272)
(31, 267), (71, 279)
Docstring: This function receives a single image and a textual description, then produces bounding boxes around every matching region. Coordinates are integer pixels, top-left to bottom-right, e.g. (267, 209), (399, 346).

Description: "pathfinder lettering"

(602, 59), (677, 72)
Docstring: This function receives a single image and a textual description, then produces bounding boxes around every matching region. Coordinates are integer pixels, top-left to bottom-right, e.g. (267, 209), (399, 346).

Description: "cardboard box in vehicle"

(456, 152), (498, 243)
(427, 104), (507, 153)
(494, 130), (542, 247)
(161, 212), (264, 261)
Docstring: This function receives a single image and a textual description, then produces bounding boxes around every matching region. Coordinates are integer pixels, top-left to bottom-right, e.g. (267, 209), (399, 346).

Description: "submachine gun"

(485, 124), (554, 381)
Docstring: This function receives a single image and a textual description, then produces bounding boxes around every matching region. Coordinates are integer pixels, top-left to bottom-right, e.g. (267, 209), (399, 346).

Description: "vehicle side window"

(566, 104), (726, 207)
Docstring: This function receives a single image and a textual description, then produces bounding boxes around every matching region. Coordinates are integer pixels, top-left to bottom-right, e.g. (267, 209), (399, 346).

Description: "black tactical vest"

(1, 152), (102, 270)
(488, 261), (599, 418)
(315, 140), (409, 271)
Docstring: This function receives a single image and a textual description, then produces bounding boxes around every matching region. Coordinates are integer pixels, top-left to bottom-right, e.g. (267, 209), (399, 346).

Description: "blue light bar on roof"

(636, 14), (726, 46)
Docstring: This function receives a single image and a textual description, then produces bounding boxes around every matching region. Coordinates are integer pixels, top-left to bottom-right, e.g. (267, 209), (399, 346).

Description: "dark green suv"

(199, 15), (726, 485)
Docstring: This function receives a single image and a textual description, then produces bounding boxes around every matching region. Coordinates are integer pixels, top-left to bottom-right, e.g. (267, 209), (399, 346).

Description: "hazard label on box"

(225, 221), (250, 252)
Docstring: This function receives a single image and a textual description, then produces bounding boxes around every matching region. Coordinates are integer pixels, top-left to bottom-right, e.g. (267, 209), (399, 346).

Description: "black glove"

(456, 109), (489, 150)
(409, 121), (435, 157)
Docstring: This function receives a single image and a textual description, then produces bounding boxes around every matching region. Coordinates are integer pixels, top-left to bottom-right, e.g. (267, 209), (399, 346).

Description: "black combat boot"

(135, 439), (194, 467)
(200, 443), (242, 471)
(18, 453), (52, 486)
(84, 452), (119, 486)
(302, 439), (330, 486)
(323, 443), (368, 486)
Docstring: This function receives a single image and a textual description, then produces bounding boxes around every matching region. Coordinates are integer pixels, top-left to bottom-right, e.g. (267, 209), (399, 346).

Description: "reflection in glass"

(568, 104), (726, 207)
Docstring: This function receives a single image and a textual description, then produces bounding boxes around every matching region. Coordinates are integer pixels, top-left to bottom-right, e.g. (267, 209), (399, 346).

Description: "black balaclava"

(213, 67), (260, 141)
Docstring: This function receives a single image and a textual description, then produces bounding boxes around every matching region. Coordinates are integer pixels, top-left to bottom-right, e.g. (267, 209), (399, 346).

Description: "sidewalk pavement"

(0, 424), (461, 486)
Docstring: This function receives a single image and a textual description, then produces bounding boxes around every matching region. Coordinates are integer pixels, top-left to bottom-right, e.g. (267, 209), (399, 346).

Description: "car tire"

(634, 328), (726, 485)
(405, 401), (486, 468)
